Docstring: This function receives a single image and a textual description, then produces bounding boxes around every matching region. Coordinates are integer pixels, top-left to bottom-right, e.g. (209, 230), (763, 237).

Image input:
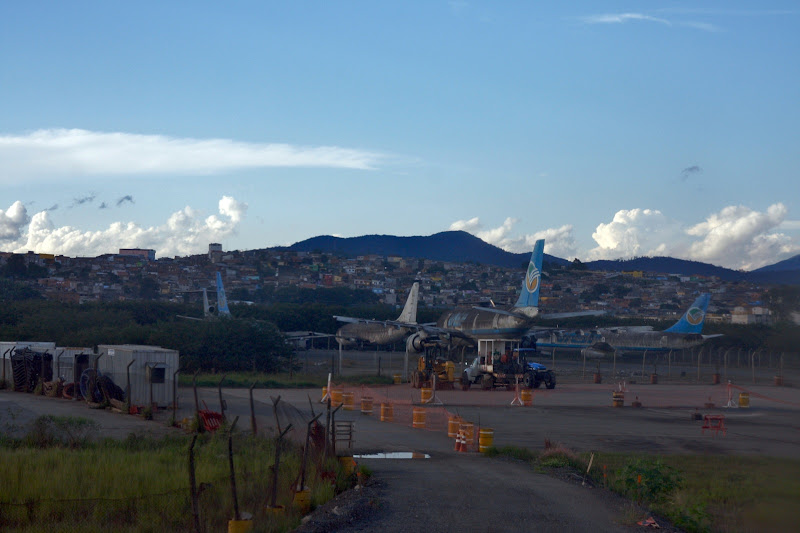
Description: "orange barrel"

(293, 489), (311, 514)
(360, 396), (373, 415)
(393, 373), (402, 384)
(521, 388), (533, 406)
(380, 402), (394, 422)
(331, 388), (343, 407)
(412, 407), (426, 429)
(738, 392), (750, 408)
(338, 456), (356, 474)
(460, 422), (474, 445)
(447, 415), (462, 438)
(228, 518), (254, 533)
(342, 391), (355, 411)
(420, 387), (433, 404)
(612, 391), (624, 407)
(479, 428), (494, 453)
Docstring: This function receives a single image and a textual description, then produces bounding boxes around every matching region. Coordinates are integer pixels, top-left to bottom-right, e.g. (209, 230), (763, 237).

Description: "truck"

(461, 346), (556, 391)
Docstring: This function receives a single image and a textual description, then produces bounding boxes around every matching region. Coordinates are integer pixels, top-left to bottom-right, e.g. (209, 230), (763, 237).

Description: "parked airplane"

(402, 239), (598, 354)
(532, 293), (720, 357)
(178, 272), (231, 321)
(334, 282), (421, 347)
(332, 239), (603, 358)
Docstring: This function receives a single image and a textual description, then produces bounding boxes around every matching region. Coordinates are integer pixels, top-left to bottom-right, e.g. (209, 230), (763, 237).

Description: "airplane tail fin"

(216, 272), (231, 317)
(203, 288), (213, 317)
(665, 293), (710, 334)
(396, 282), (420, 323)
(514, 239), (544, 310)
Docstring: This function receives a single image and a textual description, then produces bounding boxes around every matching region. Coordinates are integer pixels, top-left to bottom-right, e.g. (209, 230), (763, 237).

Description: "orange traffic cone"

(454, 430), (462, 451)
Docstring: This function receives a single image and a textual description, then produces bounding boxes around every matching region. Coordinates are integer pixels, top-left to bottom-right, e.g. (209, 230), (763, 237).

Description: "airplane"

(334, 281), (421, 347)
(402, 239), (599, 355)
(531, 293), (721, 357)
(177, 272), (231, 321)
(181, 273), (335, 348)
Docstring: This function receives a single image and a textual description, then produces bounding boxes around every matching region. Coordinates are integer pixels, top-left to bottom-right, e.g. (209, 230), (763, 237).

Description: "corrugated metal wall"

(96, 345), (179, 407)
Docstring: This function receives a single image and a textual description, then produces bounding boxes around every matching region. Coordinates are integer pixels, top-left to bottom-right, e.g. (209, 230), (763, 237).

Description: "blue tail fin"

(514, 239), (544, 309)
(216, 272), (231, 316)
(665, 293), (710, 334)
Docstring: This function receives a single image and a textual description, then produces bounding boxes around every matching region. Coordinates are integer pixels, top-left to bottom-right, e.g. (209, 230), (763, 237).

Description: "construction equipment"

(409, 344), (456, 389)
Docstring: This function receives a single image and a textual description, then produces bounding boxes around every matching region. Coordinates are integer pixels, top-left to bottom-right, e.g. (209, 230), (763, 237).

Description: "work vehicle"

(461, 346), (555, 390)
(409, 344), (457, 389)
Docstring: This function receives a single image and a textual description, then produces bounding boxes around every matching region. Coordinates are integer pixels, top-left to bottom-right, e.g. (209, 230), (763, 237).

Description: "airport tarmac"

(2, 368), (798, 532)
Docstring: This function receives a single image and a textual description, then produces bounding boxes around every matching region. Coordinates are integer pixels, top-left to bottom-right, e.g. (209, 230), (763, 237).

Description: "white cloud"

(588, 209), (684, 260)
(449, 217), (482, 234)
(0, 201), (30, 240)
(4, 196), (248, 258)
(582, 13), (671, 26)
(448, 217), (577, 258)
(686, 204), (799, 270)
(588, 204), (800, 270)
(581, 12), (722, 32)
(0, 129), (385, 182)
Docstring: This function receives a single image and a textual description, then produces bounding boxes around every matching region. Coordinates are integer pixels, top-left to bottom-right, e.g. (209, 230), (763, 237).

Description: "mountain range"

(288, 231), (800, 285)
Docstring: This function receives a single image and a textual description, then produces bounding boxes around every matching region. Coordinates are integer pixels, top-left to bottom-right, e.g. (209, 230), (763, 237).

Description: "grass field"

(0, 415), (353, 532)
(488, 445), (800, 533)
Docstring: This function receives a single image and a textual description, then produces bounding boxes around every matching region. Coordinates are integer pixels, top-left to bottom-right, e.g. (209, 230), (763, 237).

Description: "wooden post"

(172, 367), (181, 412)
(249, 382), (257, 436)
(126, 360), (136, 412)
(188, 435), (201, 532)
(270, 425), (293, 509)
(218, 375), (227, 422)
(271, 395), (282, 434)
(324, 397), (331, 460)
(192, 371), (200, 414)
(300, 413), (322, 489)
(227, 417), (241, 521)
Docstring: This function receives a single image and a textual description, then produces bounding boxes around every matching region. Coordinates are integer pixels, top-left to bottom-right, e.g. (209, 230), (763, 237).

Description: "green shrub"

(617, 458), (683, 504)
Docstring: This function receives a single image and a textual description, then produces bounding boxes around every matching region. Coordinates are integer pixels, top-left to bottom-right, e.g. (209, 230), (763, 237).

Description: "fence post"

(188, 435), (201, 532)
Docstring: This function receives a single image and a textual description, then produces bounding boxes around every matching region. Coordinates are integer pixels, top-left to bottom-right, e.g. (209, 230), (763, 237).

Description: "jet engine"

(406, 332), (428, 354)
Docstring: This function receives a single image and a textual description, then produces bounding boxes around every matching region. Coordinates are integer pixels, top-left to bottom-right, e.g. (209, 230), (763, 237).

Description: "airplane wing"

(333, 316), (419, 328)
(538, 310), (606, 320)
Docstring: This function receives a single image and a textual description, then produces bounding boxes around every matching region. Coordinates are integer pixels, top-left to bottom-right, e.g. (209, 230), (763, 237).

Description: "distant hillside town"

(0, 241), (786, 326)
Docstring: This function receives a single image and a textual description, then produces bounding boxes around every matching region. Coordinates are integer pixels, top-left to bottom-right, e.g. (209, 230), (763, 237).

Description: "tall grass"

(0, 418), (351, 532)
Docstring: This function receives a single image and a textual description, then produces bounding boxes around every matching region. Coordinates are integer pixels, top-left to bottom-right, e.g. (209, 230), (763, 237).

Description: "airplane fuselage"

(536, 329), (708, 354)
(436, 307), (534, 341)
(336, 322), (413, 347)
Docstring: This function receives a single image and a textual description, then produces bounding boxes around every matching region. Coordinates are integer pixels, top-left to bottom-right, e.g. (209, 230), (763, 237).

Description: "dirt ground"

(2, 372), (798, 531)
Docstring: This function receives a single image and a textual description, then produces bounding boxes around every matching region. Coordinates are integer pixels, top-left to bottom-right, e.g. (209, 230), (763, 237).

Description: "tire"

(461, 372), (470, 391)
(480, 375), (494, 390)
(545, 371), (556, 390)
(523, 373), (534, 389)
(533, 375), (542, 389)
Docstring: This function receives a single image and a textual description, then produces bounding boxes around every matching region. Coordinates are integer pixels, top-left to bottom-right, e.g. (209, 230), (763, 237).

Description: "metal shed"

(95, 345), (179, 408)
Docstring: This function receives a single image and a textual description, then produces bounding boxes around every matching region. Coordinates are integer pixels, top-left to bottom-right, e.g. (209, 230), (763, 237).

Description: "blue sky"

(1, 2), (798, 270)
